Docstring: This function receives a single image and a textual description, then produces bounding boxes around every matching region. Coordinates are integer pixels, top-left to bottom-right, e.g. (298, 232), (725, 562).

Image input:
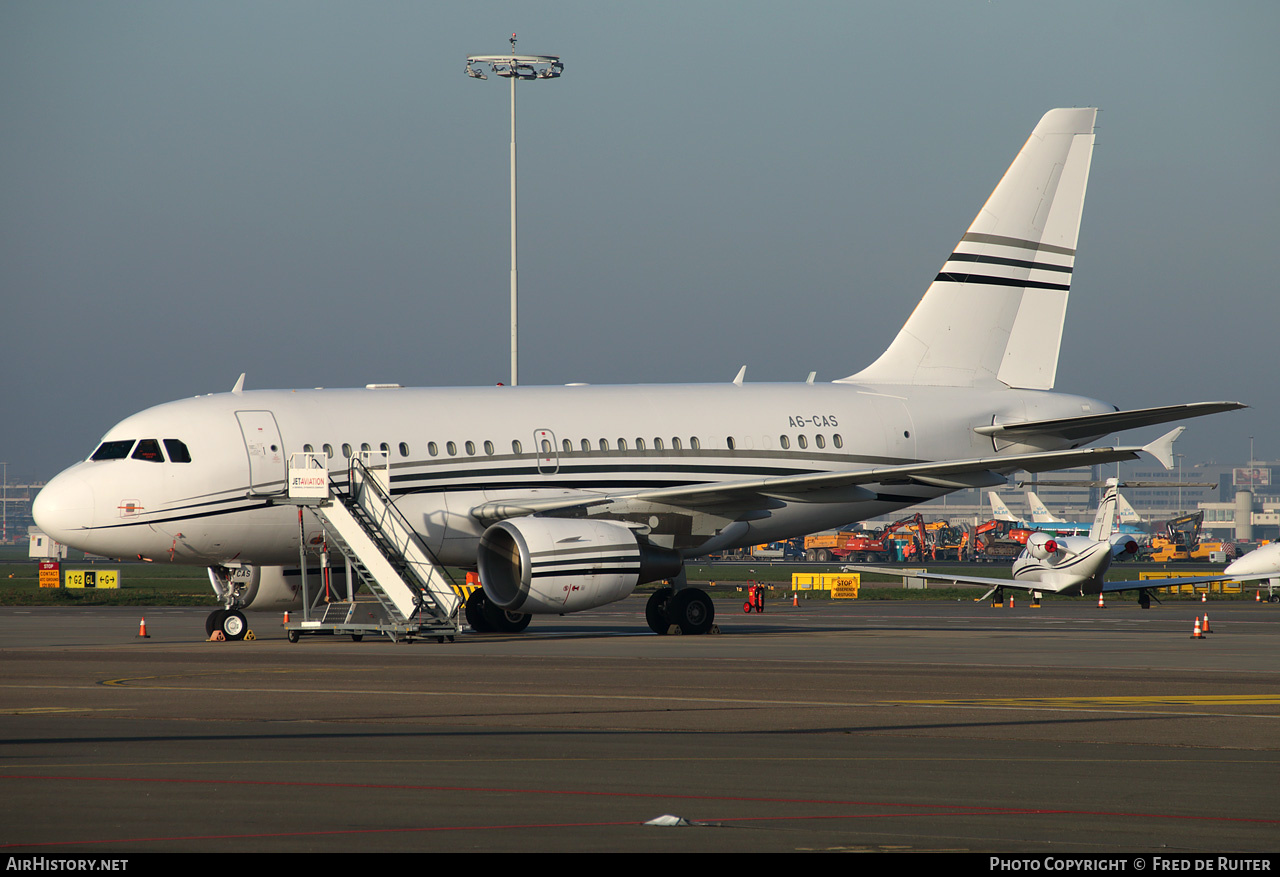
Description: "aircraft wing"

(469, 436), (1172, 522)
(855, 566), (1027, 591)
(974, 401), (1245, 443)
(1100, 573), (1272, 594)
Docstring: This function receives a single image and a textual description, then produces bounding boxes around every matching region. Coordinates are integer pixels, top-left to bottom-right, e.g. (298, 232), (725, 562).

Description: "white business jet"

(893, 478), (1271, 608)
(33, 108), (1244, 638)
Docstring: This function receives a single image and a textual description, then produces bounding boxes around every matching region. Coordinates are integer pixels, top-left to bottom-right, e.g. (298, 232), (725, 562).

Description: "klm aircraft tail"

(988, 492), (1017, 522)
(843, 108), (1097, 390)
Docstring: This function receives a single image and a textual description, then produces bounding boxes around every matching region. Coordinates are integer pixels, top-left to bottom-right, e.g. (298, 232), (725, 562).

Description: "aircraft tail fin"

(1026, 491), (1065, 523)
(988, 492), (1016, 522)
(1089, 478), (1119, 543)
(1116, 492), (1142, 524)
(842, 108), (1097, 390)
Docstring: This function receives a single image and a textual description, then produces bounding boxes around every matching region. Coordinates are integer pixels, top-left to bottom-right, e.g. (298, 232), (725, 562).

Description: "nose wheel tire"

(219, 610), (248, 641)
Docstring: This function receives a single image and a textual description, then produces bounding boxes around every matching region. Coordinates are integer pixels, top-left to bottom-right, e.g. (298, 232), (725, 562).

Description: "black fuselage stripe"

(934, 272), (1071, 292)
(946, 252), (1072, 274)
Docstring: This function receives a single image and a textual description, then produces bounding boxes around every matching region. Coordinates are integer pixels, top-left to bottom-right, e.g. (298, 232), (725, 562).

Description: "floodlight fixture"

(465, 34), (564, 387)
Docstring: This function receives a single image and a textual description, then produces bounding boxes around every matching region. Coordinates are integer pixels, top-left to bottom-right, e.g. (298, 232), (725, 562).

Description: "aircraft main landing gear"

(646, 586), (715, 635)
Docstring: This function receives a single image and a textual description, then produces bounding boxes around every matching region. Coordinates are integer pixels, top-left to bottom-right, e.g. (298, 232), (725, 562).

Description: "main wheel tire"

(669, 588), (715, 636)
(646, 587), (674, 634)
(206, 609), (227, 637)
(465, 589), (493, 632)
(220, 610), (248, 641)
(493, 609), (531, 633)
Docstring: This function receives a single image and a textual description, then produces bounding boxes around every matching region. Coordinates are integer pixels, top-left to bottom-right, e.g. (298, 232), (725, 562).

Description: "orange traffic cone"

(1191, 617), (1204, 639)
(1201, 591), (1207, 603)
(1202, 613), (1212, 634)
(792, 592), (798, 607)
(282, 610), (289, 625)
(1097, 593), (1106, 609)
(1256, 591), (1262, 603)
(136, 617), (150, 638)
(1009, 596), (1015, 608)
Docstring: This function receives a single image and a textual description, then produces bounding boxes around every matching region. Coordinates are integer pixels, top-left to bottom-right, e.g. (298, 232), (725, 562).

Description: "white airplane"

(894, 480), (1262, 608)
(1225, 543), (1280, 597)
(1026, 490), (1066, 523)
(987, 493), (1019, 523)
(33, 108), (1244, 638)
(1116, 492), (1144, 525)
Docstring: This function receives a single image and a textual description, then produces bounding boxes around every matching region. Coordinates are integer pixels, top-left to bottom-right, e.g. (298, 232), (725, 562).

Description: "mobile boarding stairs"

(281, 452), (463, 642)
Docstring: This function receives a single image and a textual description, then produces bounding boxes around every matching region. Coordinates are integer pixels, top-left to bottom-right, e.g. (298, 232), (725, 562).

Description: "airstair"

(283, 452), (462, 642)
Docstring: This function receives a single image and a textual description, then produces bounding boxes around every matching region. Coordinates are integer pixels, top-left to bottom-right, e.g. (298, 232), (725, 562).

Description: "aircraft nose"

(33, 471), (96, 544)
(1226, 544), (1280, 578)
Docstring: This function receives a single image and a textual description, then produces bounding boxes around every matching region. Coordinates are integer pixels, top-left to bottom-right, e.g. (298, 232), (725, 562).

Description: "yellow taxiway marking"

(902, 695), (1280, 707)
(0, 707), (132, 715)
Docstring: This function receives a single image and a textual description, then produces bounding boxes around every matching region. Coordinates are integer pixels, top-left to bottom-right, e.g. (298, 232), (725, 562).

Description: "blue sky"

(2, 1), (1277, 482)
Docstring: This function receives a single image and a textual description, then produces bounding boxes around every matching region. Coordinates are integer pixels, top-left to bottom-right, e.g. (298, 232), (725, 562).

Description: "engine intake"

(477, 517), (683, 614)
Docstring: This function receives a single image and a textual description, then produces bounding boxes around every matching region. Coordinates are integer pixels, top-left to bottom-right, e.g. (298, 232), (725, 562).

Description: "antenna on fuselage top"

(231, 373), (245, 395)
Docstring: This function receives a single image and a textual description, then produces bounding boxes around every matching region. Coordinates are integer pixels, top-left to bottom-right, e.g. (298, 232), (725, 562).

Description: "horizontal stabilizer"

(974, 401), (1245, 443)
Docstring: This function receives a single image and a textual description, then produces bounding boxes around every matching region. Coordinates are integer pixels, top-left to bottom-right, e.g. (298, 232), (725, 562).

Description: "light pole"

(466, 35), (563, 387)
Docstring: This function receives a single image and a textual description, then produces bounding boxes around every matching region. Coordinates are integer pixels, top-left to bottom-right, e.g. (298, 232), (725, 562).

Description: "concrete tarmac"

(2, 597), (1279, 853)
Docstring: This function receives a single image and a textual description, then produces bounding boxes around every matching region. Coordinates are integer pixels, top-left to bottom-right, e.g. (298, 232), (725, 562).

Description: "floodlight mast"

(465, 34), (563, 387)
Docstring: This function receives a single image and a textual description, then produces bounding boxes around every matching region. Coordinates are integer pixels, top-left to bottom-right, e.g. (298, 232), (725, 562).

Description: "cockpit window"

(132, 439), (165, 462)
(163, 439), (192, 463)
(91, 440), (135, 461)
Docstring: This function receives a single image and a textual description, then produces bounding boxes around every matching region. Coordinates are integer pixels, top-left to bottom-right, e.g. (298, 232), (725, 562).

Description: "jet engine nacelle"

(207, 564), (352, 612)
(1111, 537), (1140, 559)
(1025, 531), (1060, 560)
(477, 517), (684, 614)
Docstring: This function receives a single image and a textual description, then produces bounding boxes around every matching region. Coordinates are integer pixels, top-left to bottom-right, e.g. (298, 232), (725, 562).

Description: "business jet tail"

(1088, 478), (1118, 543)
(843, 108), (1096, 390)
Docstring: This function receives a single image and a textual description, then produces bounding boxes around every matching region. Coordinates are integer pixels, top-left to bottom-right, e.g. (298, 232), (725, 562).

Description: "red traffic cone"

(136, 617), (150, 638)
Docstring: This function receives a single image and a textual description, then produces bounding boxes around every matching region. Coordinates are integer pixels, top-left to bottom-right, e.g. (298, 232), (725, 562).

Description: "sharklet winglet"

(1143, 427), (1184, 471)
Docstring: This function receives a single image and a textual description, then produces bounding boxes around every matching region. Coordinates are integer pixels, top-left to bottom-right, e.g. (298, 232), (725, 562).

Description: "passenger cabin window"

(446, 442), (457, 456)
(726, 437), (736, 451)
(690, 437), (701, 451)
(399, 442), (409, 457)
(779, 435), (790, 450)
(484, 441), (494, 455)
(562, 439), (572, 454)
(132, 439), (164, 462)
(581, 439), (590, 452)
(654, 438), (664, 451)
(341, 443), (352, 458)
(91, 440), (135, 461)
(672, 437), (682, 450)
(636, 438), (646, 451)
(833, 434), (844, 449)
(323, 444), (334, 458)
(164, 439), (192, 463)
(465, 441), (476, 456)
(815, 434), (826, 449)
(512, 440), (522, 454)
(429, 442), (439, 456)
